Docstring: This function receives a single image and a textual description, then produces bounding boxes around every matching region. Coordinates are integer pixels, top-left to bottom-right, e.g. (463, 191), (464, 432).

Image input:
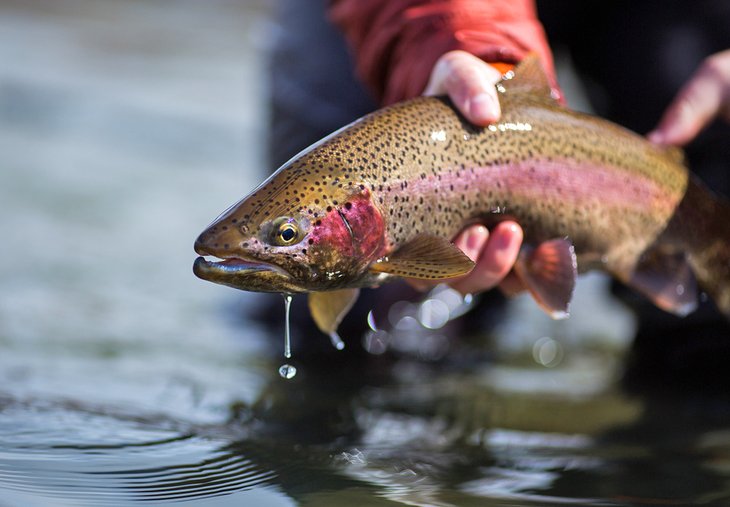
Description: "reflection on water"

(3, 1), (730, 506)
(5, 367), (730, 506)
(0, 397), (285, 505)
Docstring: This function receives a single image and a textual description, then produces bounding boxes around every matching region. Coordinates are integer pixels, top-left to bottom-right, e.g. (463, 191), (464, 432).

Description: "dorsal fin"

(500, 54), (554, 99)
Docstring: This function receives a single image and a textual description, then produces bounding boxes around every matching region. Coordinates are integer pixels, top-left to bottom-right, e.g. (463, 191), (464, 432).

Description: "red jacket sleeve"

(329, 0), (557, 105)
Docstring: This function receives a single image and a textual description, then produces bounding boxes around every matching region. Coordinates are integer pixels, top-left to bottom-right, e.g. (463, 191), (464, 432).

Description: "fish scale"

(194, 56), (730, 338)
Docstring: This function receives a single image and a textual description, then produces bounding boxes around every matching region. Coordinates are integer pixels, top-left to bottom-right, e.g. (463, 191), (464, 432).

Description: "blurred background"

(2, 1), (730, 506)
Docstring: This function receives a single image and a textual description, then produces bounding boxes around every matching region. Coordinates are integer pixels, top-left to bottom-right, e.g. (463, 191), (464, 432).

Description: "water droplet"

(278, 294), (297, 380)
(329, 332), (345, 350)
(430, 130), (447, 142)
(283, 294), (293, 359)
(279, 363), (297, 379)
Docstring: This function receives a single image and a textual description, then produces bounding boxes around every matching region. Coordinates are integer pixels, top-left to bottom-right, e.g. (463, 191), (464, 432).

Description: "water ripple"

(101, 453), (279, 502)
(0, 398), (280, 504)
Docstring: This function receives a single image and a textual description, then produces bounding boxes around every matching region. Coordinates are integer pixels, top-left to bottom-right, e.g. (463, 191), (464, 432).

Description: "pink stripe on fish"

(403, 158), (677, 214)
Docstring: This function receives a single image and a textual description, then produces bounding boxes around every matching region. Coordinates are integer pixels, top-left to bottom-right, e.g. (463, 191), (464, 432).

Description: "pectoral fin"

(629, 249), (697, 317)
(369, 235), (475, 280)
(308, 288), (360, 349)
(513, 238), (578, 319)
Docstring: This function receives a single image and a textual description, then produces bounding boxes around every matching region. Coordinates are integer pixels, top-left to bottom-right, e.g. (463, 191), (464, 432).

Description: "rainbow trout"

(194, 56), (730, 339)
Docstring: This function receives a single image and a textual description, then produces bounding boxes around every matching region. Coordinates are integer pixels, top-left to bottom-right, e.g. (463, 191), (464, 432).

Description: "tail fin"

(691, 233), (730, 318)
(681, 177), (730, 318)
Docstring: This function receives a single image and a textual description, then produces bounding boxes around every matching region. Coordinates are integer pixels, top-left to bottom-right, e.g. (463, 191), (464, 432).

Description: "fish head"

(194, 166), (386, 293)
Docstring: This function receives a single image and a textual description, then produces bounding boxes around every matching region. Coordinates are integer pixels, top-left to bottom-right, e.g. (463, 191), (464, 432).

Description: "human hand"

(413, 50), (524, 296)
(648, 49), (730, 146)
(423, 50), (503, 126)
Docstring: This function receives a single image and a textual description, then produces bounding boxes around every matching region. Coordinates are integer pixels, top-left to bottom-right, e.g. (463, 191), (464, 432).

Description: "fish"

(193, 55), (730, 339)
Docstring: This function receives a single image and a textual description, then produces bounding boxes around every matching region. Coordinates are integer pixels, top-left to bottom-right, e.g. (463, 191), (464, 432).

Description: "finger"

(648, 55), (730, 146)
(423, 50), (503, 126)
(405, 277), (436, 293)
(453, 224), (490, 263)
(450, 221), (523, 295)
(499, 271), (527, 297)
(407, 225), (489, 292)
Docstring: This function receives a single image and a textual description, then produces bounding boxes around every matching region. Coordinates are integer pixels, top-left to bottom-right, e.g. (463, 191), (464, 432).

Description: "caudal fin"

(681, 178), (730, 318)
(692, 233), (730, 319)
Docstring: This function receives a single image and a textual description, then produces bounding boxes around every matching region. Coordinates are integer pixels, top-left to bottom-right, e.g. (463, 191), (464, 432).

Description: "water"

(3, 1), (730, 506)
(279, 295), (296, 379)
(277, 364), (297, 380)
(329, 331), (346, 351)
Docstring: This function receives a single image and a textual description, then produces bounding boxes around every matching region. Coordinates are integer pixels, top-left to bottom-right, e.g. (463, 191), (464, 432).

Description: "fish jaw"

(192, 255), (307, 293)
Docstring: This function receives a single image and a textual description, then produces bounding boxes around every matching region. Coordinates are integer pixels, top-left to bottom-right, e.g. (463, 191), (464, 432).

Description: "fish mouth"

(193, 255), (302, 293)
(193, 256), (283, 275)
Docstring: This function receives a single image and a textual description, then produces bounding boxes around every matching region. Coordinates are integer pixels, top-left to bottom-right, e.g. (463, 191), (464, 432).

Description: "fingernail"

(495, 223), (521, 250)
(469, 93), (498, 124)
(458, 226), (487, 262)
(465, 225), (488, 250)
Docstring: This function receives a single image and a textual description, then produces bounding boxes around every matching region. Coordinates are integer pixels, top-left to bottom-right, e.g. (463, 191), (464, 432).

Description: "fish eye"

(270, 217), (301, 246)
(279, 223), (297, 243)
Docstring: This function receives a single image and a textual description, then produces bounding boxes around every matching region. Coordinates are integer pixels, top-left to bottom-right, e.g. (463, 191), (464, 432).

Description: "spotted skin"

(194, 57), (730, 318)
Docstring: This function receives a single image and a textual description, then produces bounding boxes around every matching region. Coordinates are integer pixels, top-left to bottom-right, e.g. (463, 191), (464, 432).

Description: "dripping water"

(282, 294), (292, 359)
(278, 294), (297, 379)
(329, 332), (345, 350)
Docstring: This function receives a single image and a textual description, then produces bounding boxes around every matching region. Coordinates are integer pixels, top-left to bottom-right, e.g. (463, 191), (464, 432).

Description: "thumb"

(423, 50), (503, 126)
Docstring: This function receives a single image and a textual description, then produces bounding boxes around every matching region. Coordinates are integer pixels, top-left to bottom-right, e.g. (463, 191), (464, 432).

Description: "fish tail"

(682, 178), (730, 318)
(692, 225), (730, 319)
